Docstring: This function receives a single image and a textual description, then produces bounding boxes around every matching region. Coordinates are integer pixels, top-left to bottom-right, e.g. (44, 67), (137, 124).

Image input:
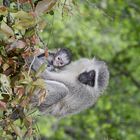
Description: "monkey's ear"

(92, 57), (97, 62)
(92, 56), (97, 61)
(57, 48), (61, 51)
(92, 57), (106, 66)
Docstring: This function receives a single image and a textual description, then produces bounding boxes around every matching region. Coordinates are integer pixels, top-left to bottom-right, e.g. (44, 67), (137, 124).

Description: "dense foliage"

(0, 0), (140, 139)
(0, 0), (58, 139)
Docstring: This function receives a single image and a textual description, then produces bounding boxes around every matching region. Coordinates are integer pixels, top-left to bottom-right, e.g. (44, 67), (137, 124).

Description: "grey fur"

(31, 57), (109, 118)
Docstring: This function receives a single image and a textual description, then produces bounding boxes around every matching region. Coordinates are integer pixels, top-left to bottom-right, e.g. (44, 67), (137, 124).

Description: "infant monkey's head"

(53, 48), (72, 68)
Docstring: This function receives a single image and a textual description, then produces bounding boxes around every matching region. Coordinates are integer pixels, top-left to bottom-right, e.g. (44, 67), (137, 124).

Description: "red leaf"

(44, 48), (49, 58)
(14, 86), (25, 99)
(0, 101), (7, 110)
(0, 56), (3, 66)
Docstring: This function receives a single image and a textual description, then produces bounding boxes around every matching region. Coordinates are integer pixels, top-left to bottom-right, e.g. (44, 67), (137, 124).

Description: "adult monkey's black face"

(78, 70), (96, 87)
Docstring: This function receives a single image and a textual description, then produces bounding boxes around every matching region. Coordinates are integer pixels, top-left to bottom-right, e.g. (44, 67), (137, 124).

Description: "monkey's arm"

(30, 57), (67, 80)
(26, 56), (48, 79)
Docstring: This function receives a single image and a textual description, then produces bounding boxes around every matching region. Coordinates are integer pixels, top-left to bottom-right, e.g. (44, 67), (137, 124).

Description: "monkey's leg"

(33, 80), (69, 112)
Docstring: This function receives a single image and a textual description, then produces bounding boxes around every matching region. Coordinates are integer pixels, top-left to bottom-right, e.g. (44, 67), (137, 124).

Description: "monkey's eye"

(58, 57), (60, 60)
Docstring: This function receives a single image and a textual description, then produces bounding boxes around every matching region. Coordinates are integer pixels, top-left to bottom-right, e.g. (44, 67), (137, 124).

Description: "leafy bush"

(0, 0), (72, 139)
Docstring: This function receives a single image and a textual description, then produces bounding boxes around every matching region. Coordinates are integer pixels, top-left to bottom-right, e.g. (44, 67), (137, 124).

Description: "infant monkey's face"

(53, 54), (69, 67)
(53, 48), (71, 68)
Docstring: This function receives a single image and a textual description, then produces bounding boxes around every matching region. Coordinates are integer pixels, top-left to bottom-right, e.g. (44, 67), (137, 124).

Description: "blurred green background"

(37, 0), (140, 140)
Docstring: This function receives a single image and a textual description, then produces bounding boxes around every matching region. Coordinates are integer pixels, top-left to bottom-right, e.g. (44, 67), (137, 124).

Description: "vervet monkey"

(31, 57), (109, 118)
(37, 48), (72, 71)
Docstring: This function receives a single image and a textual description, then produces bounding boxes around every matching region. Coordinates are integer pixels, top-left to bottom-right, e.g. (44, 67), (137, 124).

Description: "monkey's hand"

(25, 56), (43, 70)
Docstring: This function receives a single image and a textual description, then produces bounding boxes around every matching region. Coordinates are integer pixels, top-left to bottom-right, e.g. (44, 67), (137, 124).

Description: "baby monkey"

(38, 48), (72, 71)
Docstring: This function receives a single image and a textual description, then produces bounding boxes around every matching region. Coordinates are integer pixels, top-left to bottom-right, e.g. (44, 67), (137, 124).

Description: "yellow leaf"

(0, 74), (12, 95)
(19, 72), (32, 85)
(2, 63), (9, 71)
(10, 124), (23, 138)
(35, 0), (57, 16)
(26, 127), (33, 137)
(13, 20), (36, 30)
(0, 21), (14, 38)
(38, 89), (47, 105)
(20, 97), (30, 107)
(0, 6), (8, 16)
(12, 10), (36, 30)
(13, 10), (33, 20)
(38, 19), (47, 31)
(32, 78), (46, 88)
(25, 116), (32, 124)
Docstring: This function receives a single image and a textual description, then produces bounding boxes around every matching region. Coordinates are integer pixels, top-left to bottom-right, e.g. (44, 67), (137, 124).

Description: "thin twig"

(28, 56), (36, 75)
(47, 15), (55, 47)
(36, 31), (47, 49)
